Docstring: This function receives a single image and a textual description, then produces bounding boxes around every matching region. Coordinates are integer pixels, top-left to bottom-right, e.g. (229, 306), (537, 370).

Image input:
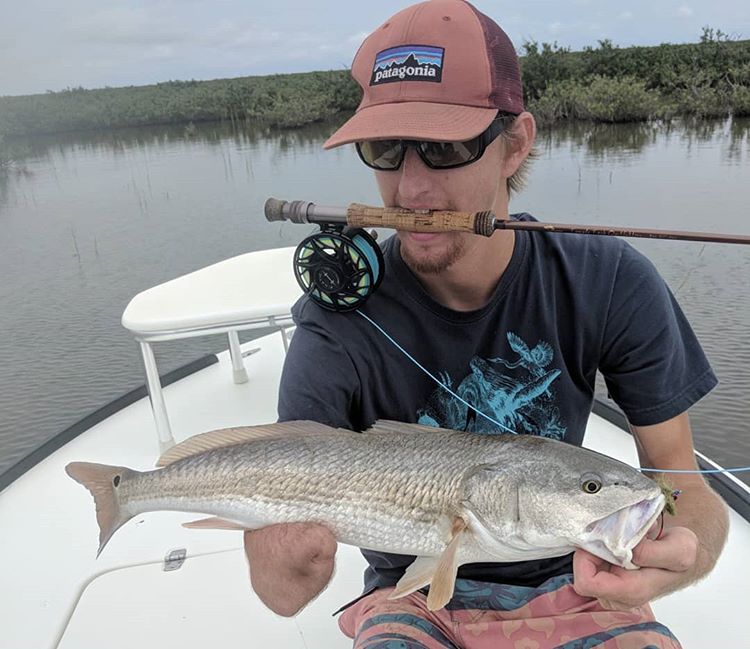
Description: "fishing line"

(355, 310), (750, 476)
(639, 466), (750, 475)
(355, 310), (517, 434)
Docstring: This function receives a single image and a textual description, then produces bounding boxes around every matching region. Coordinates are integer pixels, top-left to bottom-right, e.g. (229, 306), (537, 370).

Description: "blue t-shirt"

(278, 217), (717, 590)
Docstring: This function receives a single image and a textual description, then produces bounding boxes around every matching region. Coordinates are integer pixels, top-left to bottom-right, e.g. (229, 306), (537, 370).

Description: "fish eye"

(113, 475), (121, 487)
(580, 474), (602, 494)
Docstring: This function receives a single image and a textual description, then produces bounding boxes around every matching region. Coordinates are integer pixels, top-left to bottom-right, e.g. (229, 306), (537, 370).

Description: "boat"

(1, 245), (748, 649)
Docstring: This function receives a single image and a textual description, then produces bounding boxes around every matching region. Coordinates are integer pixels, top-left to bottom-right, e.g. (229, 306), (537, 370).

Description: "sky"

(1, 0), (749, 97)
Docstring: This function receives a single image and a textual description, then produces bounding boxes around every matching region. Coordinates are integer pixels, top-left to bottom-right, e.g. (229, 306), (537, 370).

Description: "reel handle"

(347, 203), (495, 236)
(264, 197), (495, 235)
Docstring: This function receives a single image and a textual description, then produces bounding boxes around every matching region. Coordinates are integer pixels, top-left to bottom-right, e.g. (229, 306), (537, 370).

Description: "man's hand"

(573, 526), (699, 611)
(243, 522), (337, 617)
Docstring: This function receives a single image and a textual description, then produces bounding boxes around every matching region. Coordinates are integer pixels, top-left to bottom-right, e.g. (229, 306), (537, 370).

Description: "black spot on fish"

(113, 475), (121, 487)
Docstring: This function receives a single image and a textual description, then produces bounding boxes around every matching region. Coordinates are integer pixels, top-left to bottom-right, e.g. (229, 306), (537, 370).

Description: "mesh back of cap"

(470, 6), (525, 113)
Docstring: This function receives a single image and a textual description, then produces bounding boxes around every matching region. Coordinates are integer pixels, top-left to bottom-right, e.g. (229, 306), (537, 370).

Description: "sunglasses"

(355, 113), (516, 171)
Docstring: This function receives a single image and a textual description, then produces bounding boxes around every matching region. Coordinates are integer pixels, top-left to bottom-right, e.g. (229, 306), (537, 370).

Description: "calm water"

(1, 118), (748, 486)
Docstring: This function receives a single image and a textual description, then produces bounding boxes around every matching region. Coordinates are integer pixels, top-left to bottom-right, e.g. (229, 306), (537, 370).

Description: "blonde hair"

(498, 116), (536, 196)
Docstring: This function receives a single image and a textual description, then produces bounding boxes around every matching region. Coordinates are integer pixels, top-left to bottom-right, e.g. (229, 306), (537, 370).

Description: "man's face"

(373, 136), (507, 275)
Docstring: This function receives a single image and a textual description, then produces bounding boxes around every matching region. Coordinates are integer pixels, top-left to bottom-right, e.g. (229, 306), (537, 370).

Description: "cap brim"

(323, 102), (499, 149)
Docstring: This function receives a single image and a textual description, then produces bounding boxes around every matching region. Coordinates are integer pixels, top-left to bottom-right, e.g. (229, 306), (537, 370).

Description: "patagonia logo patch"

(370, 45), (444, 85)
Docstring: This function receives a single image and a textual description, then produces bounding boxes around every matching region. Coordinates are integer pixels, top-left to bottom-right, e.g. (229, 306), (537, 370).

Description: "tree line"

(0, 29), (748, 141)
(522, 29), (750, 124)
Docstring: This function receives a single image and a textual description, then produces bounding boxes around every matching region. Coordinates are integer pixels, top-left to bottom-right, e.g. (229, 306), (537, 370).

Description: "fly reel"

(293, 226), (383, 312)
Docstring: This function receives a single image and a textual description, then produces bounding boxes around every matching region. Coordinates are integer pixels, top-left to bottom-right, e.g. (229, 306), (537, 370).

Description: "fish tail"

(65, 462), (136, 556)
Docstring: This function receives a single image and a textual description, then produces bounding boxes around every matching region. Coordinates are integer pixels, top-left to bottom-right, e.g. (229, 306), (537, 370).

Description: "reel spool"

(293, 227), (384, 312)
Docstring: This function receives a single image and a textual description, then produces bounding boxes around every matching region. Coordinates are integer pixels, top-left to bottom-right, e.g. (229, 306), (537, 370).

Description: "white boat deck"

(2, 333), (749, 648)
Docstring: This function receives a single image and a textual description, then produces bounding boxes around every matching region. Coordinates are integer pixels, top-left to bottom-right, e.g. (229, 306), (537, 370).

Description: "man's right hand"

(243, 522), (337, 617)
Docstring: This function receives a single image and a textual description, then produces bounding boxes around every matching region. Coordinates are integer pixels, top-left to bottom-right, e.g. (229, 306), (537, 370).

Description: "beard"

(399, 232), (467, 275)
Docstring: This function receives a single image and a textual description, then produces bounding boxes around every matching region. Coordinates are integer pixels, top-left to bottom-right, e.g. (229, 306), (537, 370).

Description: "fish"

(65, 420), (665, 611)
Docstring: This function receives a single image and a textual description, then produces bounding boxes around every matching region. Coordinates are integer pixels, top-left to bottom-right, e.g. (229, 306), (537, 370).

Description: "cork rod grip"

(346, 203), (495, 236)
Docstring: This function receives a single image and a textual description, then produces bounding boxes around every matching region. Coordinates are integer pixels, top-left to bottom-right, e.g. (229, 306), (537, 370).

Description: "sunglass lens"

(420, 138), (482, 168)
(358, 140), (404, 170)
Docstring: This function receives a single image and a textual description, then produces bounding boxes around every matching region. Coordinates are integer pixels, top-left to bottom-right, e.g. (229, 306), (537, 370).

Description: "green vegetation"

(0, 29), (748, 139)
(0, 70), (360, 140)
(523, 29), (750, 125)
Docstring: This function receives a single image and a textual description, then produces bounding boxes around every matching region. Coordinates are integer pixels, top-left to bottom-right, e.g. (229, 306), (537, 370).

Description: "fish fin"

(368, 420), (455, 435)
(182, 517), (248, 530)
(389, 557), (439, 600)
(425, 517), (467, 611)
(157, 421), (334, 467)
(65, 462), (136, 556)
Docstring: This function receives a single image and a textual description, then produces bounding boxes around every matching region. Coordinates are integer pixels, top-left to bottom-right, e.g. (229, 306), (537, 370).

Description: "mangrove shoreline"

(1, 30), (748, 145)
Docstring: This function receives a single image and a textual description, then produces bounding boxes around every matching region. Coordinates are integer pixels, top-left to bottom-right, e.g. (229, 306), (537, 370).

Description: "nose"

(397, 147), (435, 204)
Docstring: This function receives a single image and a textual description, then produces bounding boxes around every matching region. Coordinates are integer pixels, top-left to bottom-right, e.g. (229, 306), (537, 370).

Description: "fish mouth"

(579, 494), (665, 569)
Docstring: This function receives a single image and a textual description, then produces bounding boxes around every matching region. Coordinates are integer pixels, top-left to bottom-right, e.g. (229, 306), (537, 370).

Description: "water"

(1, 117), (748, 485)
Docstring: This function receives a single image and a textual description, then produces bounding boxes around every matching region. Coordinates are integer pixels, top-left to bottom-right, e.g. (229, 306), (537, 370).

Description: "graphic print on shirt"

(416, 332), (567, 439)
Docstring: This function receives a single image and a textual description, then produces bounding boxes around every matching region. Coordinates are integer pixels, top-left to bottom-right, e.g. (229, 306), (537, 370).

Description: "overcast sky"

(1, 0), (748, 97)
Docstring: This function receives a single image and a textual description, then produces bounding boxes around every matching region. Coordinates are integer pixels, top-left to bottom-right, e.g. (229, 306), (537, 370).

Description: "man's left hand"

(573, 526), (699, 611)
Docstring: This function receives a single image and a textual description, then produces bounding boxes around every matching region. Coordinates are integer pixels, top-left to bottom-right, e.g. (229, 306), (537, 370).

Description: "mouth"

(580, 494), (665, 569)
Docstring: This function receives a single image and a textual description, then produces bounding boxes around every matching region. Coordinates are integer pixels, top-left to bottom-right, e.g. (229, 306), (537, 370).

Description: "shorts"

(338, 575), (682, 649)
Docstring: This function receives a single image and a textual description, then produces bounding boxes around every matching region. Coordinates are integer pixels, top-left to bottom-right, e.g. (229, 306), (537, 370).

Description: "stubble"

(399, 233), (467, 275)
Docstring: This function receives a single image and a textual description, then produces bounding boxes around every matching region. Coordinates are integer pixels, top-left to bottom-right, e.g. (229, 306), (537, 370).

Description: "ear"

(501, 111), (536, 179)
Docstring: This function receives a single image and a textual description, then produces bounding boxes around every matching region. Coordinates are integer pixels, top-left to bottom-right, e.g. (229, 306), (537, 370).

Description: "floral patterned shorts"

(338, 575), (682, 649)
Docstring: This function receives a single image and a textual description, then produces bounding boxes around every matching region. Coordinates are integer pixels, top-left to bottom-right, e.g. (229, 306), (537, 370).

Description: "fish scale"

(111, 430), (497, 553)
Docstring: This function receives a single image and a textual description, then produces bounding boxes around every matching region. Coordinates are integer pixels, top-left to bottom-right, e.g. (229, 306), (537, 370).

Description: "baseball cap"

(323, 0), (524, 149)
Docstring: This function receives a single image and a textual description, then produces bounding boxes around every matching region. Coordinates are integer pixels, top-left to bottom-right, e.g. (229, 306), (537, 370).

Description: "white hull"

(2, 248), (748, 649)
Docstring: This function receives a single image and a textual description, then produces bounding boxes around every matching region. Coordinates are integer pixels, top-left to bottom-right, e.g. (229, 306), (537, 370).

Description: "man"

(244, 1), (728, 646)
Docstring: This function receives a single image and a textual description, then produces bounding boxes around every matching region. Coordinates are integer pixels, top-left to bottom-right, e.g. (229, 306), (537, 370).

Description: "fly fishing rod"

(265, 197), (750, 312)
(265, 197), (750, 246)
